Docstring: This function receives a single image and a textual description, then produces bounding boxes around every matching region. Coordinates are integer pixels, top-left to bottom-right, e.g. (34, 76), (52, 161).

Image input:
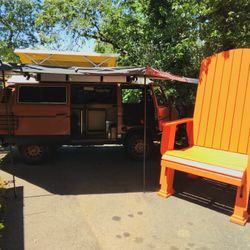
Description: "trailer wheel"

(18, 144), (49, 164)
(124, 133), (153, 161)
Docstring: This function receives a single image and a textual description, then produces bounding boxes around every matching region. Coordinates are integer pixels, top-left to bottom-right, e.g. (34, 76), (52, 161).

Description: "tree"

(37, 0), (249, 69)
(36, 0), (116, 51)
(199, 0), (250, 56)
(36, 0), (249, 115)
(0, 0), (40, 62)
(36, 0), (206, 79)
(2, 0), (248, 114)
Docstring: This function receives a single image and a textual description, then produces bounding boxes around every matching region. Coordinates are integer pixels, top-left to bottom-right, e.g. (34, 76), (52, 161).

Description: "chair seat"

(162, 146), (248, 178)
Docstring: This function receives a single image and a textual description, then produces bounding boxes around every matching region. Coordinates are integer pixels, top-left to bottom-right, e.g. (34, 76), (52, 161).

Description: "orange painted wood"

(248, 131), (250, 155)
(205, 53), (225, 147)
(193, 58), (209, 144)
(161, 160), (243, 186)
(159, 49), (250, 225)
(160, 118), (193, 154)
(162, 118), (193, 127)
(230, 183), (249, 225)
(220, 49), (243, 151)
(160, 123), (177, 154)
(193, 48), (250, 154)
(196, 54), (217, 146)
(186, 120), (194, 146)
(230, 52), (250, 153)
(211, 50), (234, 149)
(237, 67), (250, 154)
(158, 165), (175, 198)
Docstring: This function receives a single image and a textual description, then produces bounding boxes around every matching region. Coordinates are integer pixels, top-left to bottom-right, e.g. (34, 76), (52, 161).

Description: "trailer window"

(18, 86), (66, 104)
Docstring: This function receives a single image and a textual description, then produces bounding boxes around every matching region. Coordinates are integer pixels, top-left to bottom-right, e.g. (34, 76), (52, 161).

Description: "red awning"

(145, 66), (197, 83)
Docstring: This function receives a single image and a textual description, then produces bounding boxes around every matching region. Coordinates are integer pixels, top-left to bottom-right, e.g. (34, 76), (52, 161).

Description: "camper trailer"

(0, 50), (197, 164)
(0, 69), (180, 163)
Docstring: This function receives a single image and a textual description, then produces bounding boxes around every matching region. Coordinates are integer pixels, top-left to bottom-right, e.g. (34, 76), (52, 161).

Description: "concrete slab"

(1, 146), (250, 250)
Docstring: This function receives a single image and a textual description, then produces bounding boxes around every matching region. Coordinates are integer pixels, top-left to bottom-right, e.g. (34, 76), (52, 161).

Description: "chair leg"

(158, 164), (175, 198)
(230, 184), (250, 225)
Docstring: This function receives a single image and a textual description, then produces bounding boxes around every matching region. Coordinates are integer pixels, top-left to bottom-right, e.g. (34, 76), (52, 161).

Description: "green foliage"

(37, 1), (193, 110)
(36, 0), (109, 50)
(199, 0), (250, 56)
(1, 0), (249, 68)
(0, 0), (40, 62)
(1, 0), (249, 115)
(37, 1), (203, 74)
(122, 88), (142, 104)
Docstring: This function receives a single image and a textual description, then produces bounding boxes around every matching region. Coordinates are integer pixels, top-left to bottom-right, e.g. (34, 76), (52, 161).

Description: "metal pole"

(143, 75), (147, 193)
(2, 69), (17, 198)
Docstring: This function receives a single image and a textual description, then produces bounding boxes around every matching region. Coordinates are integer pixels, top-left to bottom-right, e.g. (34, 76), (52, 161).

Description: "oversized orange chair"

(159, 48), (250, 225)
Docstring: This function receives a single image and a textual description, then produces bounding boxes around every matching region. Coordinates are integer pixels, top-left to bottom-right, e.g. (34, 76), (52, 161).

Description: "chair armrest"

(163, 118), (193, 127)
(160, 118), (193, 155)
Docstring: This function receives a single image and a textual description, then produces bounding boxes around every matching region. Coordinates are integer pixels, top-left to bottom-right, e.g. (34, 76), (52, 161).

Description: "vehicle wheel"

(18, 144), (49, 164)
(124, 133), (153, 160)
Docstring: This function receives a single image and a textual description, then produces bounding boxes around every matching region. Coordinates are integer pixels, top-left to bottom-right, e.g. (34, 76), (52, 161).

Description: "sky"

(37, 28), (96, 53)
(39, 39), (96, 53)
(79, 39), (95, 52)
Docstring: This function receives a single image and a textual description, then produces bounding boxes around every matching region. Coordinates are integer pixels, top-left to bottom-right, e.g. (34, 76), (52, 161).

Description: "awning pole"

(2, 69), (17, 198)
(143, 75), (147, 193)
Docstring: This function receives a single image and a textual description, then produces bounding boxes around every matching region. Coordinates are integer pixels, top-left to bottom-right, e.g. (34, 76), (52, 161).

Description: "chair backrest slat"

(193, 48), (250, 154)
(230, 51), (250, 153)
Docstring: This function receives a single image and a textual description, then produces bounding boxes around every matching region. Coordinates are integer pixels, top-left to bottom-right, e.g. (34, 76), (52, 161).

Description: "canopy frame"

(14, 49), (119, 68)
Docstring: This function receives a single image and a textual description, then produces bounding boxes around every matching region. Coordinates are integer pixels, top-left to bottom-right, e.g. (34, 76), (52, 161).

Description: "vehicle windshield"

(152, 85), (167, 106)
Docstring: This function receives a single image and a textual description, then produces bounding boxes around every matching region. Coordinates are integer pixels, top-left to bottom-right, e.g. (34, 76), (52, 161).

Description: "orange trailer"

(0, 63), (197, 164)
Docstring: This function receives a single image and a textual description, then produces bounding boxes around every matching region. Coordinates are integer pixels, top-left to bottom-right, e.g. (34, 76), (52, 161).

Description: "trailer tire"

(124, 133), (153, 161)
(18, 144), (49, 164)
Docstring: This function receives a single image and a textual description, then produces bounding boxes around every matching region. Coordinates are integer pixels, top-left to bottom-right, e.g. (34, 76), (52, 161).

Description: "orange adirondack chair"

(159, 48), (250, 225)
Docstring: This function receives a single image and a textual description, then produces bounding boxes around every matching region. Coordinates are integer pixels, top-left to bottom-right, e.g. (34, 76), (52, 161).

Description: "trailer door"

(151, 84), (171, 131)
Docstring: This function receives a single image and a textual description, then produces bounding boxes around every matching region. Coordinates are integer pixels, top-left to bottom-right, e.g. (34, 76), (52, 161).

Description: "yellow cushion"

(162, 146), (248, 178)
